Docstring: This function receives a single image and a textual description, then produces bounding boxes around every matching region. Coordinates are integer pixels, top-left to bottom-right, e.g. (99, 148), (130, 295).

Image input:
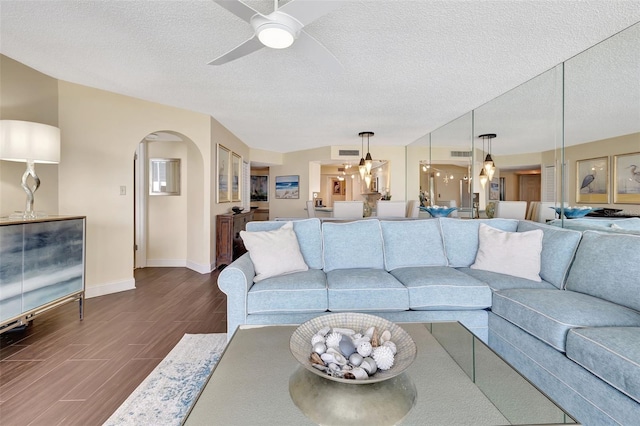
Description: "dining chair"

(332, 201), (364, 218)
(306, 200), (316, 218)
(494, 201), (528, 220)
(376, 200), (407, 218)
(406, 200), (420, 218)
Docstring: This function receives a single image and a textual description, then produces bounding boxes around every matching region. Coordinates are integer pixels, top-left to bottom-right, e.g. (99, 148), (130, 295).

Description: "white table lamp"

(0, 120), (60, 219)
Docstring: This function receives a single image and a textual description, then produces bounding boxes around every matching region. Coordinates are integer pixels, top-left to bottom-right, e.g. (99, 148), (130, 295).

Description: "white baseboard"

(145, 258), (212, 274)
(186, 260), (213, 274)
(85, 278), (136, 299)
(146, 258), (187, 268)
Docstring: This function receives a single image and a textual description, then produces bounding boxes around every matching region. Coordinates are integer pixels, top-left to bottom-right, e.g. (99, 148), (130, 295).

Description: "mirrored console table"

(0, 216), (86, 334)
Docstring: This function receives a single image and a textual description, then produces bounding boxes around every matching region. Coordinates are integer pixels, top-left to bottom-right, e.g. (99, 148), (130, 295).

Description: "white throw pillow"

(240, 221), (308, 282)
(470, 223), (543, 282)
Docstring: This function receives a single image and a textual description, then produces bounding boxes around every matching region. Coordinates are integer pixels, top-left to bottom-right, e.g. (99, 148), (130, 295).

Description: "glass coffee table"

(183, 321), (578, 425)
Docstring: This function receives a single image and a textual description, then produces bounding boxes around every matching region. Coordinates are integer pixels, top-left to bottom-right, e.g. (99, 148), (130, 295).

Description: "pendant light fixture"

(359, 131), (374, 173)
(358, 132), (366, 180)
(478, 134), (490, 188)
(479, 133), (496, 182)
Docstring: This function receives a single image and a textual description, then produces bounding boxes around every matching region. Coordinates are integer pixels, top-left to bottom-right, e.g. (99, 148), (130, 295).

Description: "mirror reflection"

(564, 22), (640, 215)
(408, 22), (639, 225)
(150, 158), (181, 196)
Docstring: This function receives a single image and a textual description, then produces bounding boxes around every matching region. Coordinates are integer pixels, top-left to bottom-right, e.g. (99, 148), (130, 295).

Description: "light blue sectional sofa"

(218, 217), (640, 425)
(489, 229), (640, 425)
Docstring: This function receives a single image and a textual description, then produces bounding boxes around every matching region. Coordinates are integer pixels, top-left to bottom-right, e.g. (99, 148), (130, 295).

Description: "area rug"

(103, 333), (227, 426)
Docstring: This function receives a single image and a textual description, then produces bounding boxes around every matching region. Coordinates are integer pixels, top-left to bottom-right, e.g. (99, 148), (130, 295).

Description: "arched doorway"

(135, 131), (205, 271)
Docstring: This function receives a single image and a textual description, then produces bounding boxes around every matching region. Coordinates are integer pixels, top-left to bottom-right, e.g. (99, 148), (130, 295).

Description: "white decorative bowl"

(290, 313), (417, 384)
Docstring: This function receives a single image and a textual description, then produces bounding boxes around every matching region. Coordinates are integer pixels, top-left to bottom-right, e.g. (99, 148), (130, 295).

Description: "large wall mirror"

(407, 22), (639, 224)
(564, 22), (640, 214)
(473, 64), (563, 221)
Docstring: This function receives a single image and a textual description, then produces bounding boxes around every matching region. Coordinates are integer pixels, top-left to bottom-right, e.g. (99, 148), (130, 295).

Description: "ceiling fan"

(209, 0), (345, 71)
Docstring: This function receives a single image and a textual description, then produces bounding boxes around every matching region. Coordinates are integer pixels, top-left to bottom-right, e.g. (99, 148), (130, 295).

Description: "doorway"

(519, 173), (542, 209)
(134, 131), (204, 271)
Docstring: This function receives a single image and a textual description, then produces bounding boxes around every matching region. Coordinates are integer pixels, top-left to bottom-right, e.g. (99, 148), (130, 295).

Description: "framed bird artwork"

(614, 152), (640, 204)
(576, 156), (609, 204)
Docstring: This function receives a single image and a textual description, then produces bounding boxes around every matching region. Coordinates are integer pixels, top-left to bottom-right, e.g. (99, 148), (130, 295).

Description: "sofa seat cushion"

(390, 266), (491, 310)
(459, 268), (557, 291)
(247, 269), (327, 314)
(326, 269), (409, 312)
(492, 289), (640, 352)
(566, 327), (640, 404)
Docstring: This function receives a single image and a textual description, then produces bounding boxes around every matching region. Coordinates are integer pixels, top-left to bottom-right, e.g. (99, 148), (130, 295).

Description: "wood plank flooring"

(0, 267), (226, 426)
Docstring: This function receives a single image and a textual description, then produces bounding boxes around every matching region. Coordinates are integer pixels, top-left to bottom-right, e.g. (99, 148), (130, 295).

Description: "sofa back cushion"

(566, 230), (640, 312)
(517, 220), (582, 289)
(246, 218), (323, 269)
(439, 218), (519, 267)
(380, 219), (447, 270)
(612, 218), (640, 232)
(322, 220), (384, 271)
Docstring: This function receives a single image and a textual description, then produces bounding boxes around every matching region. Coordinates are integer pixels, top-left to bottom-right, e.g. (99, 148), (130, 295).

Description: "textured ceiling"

(1, 0), (639, 154)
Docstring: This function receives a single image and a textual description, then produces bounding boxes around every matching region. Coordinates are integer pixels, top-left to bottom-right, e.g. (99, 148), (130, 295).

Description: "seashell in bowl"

(290, 313), (417, 384)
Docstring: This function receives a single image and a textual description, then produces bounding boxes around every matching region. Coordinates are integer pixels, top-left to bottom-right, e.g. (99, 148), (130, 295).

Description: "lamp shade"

(0, 120), (60, 164)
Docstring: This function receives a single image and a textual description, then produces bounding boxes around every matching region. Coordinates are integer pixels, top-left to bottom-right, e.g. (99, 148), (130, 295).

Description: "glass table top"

(183, 321), (577, 425)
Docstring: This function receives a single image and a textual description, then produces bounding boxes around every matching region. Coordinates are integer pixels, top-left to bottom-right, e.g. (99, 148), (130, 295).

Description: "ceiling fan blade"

(293, 30), (342, 73)
(208, 36), (264, 65)
(213, 0), (259, 23)
(278, 0), (347, 26)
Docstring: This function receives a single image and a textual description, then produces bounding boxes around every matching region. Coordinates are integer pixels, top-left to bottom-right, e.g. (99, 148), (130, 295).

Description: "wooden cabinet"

(1, 216), (86, 334)
(216, 211), (253, 268)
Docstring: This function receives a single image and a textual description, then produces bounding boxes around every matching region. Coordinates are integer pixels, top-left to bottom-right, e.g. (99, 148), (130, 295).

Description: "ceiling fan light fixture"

(257, 23), (296, 49)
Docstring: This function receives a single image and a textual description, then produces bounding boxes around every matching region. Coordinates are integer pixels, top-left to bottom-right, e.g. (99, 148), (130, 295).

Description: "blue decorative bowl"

(421, 207), (457, 217)
(551, 207), (599, 219)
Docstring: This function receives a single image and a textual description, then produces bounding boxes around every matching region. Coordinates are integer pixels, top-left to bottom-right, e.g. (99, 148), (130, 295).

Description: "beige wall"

(209, 116), (251, 259)
(269, 147), (330, 219)
(268, 145), (407, 219)
(0, 55), (59, 216)
(565, 132), (640, 211)
(147, 141), (187, 266)
(57, 81), (213, 296)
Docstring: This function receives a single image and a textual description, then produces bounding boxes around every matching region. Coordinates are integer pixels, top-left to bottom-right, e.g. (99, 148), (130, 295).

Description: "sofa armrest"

(217, 253), (255, 338)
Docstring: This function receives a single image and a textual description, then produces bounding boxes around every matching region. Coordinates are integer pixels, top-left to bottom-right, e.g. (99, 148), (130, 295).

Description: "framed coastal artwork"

(489, 179), (500, 200)
(231, 152), (241, 202)
(613, 152), (640, 204)
(250, 175), (268, 201)
(275, 175), (299, 199)
(331, 178), (345, 195)
(576, 156), (609, 204)
(217, 144), (230, 203)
